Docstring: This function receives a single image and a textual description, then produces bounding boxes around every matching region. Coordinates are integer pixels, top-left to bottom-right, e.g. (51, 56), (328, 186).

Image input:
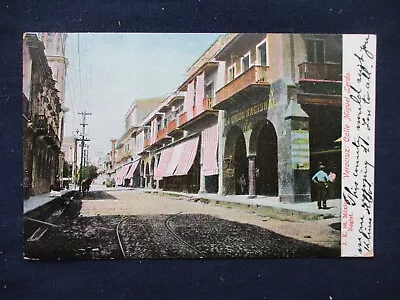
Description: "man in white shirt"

(312, 164), (329, 209)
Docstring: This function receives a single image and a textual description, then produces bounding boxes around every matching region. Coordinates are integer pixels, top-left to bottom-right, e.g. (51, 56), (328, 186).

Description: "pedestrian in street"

(312, 164), (329, 209)
(238, 174), (247, 195)
(328, 167), (337, 199)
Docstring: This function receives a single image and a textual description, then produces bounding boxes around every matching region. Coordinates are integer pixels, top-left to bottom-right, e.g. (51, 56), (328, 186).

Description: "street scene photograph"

(23, 33), (342, 259)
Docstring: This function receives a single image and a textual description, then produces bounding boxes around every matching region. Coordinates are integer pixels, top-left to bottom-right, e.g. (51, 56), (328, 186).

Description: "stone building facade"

(213, 33), (342, 202)
(23, 33), (67, 197)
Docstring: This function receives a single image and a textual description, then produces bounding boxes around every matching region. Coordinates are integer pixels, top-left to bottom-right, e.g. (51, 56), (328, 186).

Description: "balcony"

(193, 97), (214, 117)
(298, 62), (341, 81)
(215, 65), (269, 106)
(203, 97), (213, 110)
(144, 137), (151, 148)
(156, 127), (171, 142)
(34, 114), (48, 134)
(298, 62), (342, 95)
(40, 123), (60, 148)
(179, 112), (187, 126)
(167, 119), (177, 134)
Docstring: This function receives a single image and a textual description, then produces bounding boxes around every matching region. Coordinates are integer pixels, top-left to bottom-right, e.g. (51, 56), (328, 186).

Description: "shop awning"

(125, 159), (140, 179)
(154, 147), (174, 180)
(200, 124), (218, 176)
(174, 136), (200, 176)
(164, 142), (185, 177)
(116, 163), (131, 185)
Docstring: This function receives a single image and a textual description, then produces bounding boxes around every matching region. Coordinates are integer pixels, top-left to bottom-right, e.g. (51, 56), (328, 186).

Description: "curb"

(146, 190), (336, 221)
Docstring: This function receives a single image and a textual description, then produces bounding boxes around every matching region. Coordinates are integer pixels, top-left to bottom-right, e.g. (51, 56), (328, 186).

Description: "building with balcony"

(23, 33), (66, 197)
(140, 34), (236, 193)
(108, 97), (165, 187)
(105, 33), (342, 203)
(38, 32), (69, 180)
(213, 33), (342, 202)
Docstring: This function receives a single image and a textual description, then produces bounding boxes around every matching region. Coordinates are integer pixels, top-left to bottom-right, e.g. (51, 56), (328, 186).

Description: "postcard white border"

(341, 34), (376, 257)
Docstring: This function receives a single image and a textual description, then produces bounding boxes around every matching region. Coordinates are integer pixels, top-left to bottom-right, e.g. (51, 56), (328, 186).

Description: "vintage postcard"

(22, 33), (376, 259)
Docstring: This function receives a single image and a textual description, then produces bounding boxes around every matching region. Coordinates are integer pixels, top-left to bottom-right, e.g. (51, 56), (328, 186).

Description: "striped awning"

(174, 136), (199, 176)
(201, 124), (218, 176)
(125, 159), (140, 179)
(164, 142), (185, 177)
(116, 164), (131, 185)
(154, 147), (174, 180)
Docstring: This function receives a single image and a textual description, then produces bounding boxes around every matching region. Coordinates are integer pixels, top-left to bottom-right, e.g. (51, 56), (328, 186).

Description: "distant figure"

(328, 167), (337, 199)
(238, 174), (247, 195)
(81, 178), (93, 195)
(312, 164), (329, 209)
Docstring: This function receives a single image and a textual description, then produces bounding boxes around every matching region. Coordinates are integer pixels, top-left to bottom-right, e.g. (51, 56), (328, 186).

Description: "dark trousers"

(316, 182), (327, 208)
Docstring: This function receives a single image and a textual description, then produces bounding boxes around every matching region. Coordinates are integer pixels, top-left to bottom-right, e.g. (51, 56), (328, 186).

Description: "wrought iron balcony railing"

(298, 62), (341, 81)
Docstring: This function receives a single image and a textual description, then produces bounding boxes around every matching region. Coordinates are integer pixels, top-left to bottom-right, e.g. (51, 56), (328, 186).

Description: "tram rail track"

(115, 212), (208, 259)
(164, 212), (207, 259)
(116, 217), (128, 259)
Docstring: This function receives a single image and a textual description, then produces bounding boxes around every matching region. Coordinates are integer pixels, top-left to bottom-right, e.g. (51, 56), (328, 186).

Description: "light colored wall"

(22, 39), (32, 100)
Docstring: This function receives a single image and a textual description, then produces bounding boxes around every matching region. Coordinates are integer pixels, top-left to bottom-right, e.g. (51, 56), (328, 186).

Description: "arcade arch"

(224, 125), (248, 195)
(249, 120), (278, 196)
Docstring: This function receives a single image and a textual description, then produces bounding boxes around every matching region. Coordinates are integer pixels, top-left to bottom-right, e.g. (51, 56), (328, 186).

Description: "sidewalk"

(137, 188), (341, 219)
(23, 189), (74, 214)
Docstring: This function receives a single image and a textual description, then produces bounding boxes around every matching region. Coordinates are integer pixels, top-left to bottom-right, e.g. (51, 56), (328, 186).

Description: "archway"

(249, 120), (278, 196)
(224, 125), (248, 195)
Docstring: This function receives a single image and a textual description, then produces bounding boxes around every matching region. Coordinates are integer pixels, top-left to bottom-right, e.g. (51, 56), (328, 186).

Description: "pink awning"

(201, 124), (219, 176)
(174, 136), (199, 176)
(195, 72), (205, 115)
(164, 142), (185, 177)
(116, 164), (130, 185)
(125, 159), (140, 179)
(154, 147), (174, 180)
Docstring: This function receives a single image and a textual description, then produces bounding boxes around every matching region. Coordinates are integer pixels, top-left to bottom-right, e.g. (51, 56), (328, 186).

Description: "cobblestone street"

(24, 186), (340, 259)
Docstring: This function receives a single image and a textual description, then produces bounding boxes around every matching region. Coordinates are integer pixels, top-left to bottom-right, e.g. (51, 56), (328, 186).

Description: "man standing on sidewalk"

(312, 165), (329, 209)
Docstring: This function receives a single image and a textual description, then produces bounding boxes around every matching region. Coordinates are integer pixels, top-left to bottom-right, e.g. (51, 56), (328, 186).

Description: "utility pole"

(84, 144), (89, 167)
(78, 111), (91, 192)
(73, 129), (79, 186)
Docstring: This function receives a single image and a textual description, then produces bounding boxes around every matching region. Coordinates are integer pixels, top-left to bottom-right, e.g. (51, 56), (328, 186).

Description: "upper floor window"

(205, 82), (215, 98)
(241, 52), (251, 73)
(175, 103), (184, 115)
(157, 118), (162, 131)
(256, 39), (268, 66)
(228, 64), (237, 82)
(306, 39), (325, 63)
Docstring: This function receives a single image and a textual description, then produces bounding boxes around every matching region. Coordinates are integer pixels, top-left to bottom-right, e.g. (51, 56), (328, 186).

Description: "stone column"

(150, 175), (154, 189)
(198, 136), (206, 193)
(217, 110), (225, 195)
(198, 166), (206, 193)
(280, 98), (311, 203)
(248, 156), (256, 198)
(140, 176), (145, 188)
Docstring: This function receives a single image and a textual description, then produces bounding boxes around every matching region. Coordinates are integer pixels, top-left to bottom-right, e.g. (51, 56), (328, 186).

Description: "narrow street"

(24, 184), (340, 259)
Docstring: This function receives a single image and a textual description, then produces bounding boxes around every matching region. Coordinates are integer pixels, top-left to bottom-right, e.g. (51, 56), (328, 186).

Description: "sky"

(64, 33), (222, 164)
